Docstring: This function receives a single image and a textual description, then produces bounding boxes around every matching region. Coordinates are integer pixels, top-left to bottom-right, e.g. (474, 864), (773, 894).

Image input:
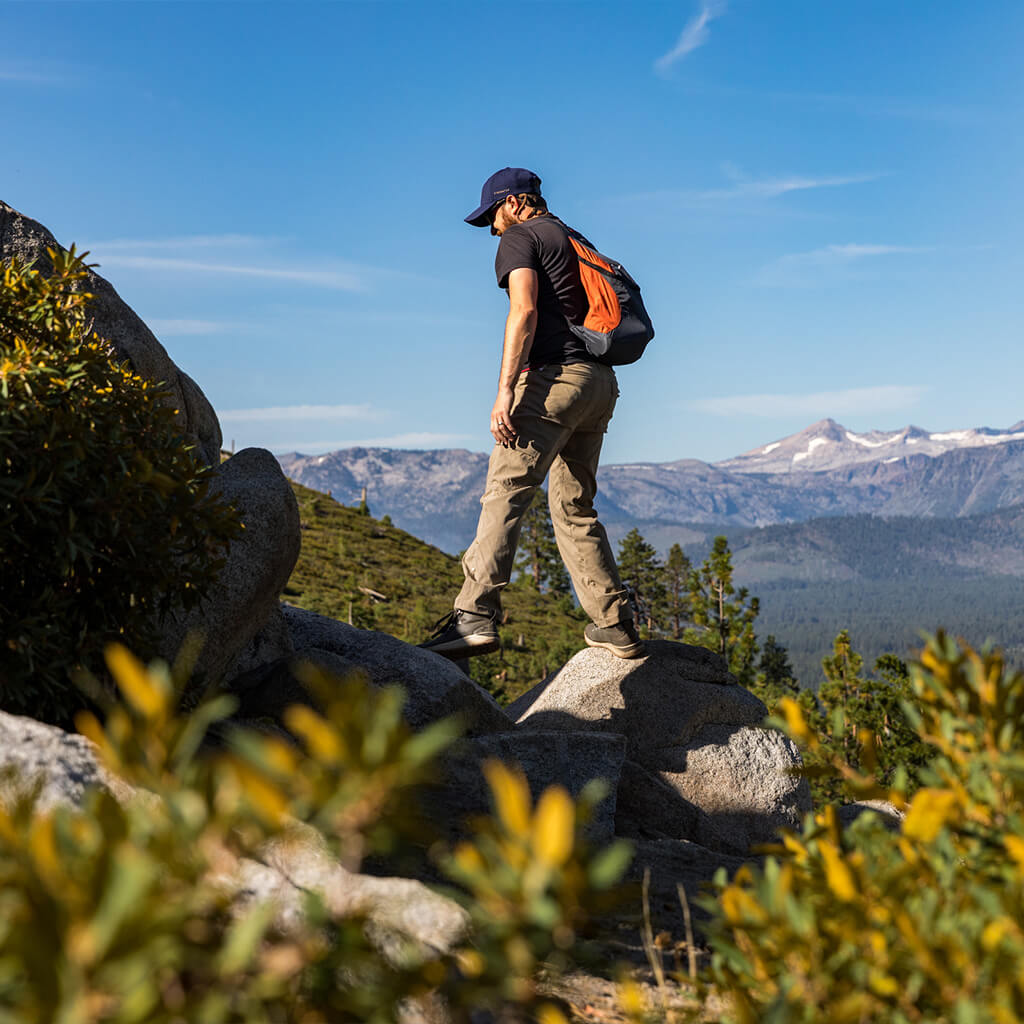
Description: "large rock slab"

(281, 605), (512, 736)
(0, 710), (134, 811)
(510, 640), (757, 749)
(511, 641), (811, 852)
(655, 724), (809, 852)
(0, 200), (222, 465)
(614, 759), (747, 855)
(231, 827), (470, 966)
(839, 799), (904, 830)
(0, 710), (467, 968)
(161, 448), (301, 694)
(426, 731), (626, 847)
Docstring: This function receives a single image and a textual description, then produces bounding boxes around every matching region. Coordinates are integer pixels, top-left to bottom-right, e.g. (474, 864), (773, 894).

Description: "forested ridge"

(607, 506), (1024, 688)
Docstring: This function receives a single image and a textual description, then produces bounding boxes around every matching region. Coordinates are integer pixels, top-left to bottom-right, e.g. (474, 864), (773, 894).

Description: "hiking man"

(420, 167), (645, 661)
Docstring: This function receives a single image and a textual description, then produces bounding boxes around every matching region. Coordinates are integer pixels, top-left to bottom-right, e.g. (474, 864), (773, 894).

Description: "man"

(420, 167), (644, 660)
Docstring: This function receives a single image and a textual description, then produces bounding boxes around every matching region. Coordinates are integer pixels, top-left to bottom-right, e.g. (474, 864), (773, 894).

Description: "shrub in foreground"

(700, 632), (1024, 1023)
(0, 249), (241, 723)
(0, 648), (631, 1022)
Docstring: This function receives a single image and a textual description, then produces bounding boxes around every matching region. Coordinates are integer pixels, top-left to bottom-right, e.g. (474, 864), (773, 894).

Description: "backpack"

(560, 223), (655, 366)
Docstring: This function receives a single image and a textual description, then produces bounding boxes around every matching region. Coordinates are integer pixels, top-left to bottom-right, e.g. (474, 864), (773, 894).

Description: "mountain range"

(278, 418), (1024, 551)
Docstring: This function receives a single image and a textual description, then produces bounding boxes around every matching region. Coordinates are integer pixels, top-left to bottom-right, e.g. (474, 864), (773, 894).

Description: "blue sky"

(4, 0), (1023, 464)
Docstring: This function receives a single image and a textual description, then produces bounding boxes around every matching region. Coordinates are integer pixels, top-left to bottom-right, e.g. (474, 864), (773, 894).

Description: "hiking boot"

(419, 609), (500, 659)
(584, 620), (646, 659)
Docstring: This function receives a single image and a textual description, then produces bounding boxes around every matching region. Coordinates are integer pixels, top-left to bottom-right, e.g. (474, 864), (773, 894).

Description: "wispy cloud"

(148, 318), (241, 336)
(97, 255), (367, 291)
(699, 171), (883, 200)
(0, 66), (62, 85)
(765, 89), (997, 126)
(756, 242), (934, 286)
(688, 385), (928, 418)
(655, 1), (726, 75)
(615, 167), (882, 210)
(219, 404), (380, 424)
(90, 234), (265, 251)
(272, 432), (473, 454)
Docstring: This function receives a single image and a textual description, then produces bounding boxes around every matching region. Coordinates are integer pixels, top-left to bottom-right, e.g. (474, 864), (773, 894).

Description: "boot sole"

(420, 635), (501, 659)
(584, 635), (646, 659)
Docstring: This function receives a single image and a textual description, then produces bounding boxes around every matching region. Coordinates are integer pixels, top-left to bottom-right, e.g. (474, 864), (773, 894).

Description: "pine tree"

(806, 633), (931, 803)
(684, 535), (759, 684)
(754, 634), (799, 704)
(616, 527), (665, 634)
(513, 489), (570, 595)
(819, 629), (865, 769)
(661, 543), (692, 639)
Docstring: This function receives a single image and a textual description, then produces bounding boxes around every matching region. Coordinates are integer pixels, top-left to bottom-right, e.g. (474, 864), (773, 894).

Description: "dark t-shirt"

(494, 214), (594, 367)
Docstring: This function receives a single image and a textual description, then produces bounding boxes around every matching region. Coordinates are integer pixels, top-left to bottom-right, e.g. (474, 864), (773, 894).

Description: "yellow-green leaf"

(819, 840), (857, 902)
(531, 785), (574, 867)
(105, 643), (166, 720)
(903, 788), (958, 843)
(483, 759), (531, 839)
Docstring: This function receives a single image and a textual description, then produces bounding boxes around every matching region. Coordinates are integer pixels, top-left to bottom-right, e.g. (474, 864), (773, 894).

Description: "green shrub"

(699, 632), (1024, 1023)
(0, 248), (241, 724)
(440, 759), (632, 1019)
(0, 647), (631, 1022)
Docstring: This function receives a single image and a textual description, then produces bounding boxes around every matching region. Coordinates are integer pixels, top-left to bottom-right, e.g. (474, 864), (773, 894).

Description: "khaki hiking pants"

(456, 361), (631, 628)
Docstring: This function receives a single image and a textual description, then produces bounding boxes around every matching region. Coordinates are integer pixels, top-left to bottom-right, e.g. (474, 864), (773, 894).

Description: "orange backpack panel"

(569, 237), (622, 335)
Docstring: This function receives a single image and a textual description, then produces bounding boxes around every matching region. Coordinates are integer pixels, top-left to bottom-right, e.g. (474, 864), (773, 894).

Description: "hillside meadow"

(282, 482), (590, 703)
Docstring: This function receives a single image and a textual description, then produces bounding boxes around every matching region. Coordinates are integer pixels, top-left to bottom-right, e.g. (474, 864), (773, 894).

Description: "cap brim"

(465, 202), (495, 227)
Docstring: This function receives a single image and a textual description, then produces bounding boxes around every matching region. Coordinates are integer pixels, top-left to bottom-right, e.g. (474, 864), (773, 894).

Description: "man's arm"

(490, 266), (538, 446)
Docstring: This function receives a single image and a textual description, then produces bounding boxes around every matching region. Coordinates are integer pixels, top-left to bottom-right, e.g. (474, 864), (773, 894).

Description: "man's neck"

(517, 208), (548, 225)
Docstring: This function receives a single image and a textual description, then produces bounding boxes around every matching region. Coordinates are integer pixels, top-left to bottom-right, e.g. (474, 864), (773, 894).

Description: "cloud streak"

(148, 318), (240, 336)
(699, 172), (883, 200)
(655, 1), (726, 74)
(219, 404), (380, 423)
(765, 89), (997, 126)
(0, 66), (61, 85)
(90, 234), (265, 251)
(615, 168), (882, 210)
(97, 254), (366, 291)
(756, 242), (934, 286)
(688, 385), (928, 418)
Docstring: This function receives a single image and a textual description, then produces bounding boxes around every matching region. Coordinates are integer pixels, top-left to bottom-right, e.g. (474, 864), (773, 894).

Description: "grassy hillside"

(282, 482), (588, 704)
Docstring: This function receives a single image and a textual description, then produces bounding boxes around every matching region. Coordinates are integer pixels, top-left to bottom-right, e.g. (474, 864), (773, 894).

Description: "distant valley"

(278, 418), (1024, 685)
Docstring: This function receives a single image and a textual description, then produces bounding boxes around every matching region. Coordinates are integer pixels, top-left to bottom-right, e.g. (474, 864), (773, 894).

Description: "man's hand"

(490, 386), (517, 446)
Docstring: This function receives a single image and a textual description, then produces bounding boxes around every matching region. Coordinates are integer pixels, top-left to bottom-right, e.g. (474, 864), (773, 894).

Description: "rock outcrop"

(510, 640), (812, 853)
(0, 200), (222, 466)
(161, 447), (302, 691)
(0, 709), (468, 967)
(280, 604), (512, 736)
(0, 710), (135, 811)
(228, 826), (470, 965)
(428, 731), (626, 846)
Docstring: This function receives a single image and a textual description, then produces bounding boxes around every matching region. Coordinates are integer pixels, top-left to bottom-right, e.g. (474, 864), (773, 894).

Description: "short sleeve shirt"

(494, 215), (594, 367)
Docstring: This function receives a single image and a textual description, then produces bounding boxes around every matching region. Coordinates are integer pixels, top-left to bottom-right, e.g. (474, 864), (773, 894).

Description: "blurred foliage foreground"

(692, 631), (1024, 1024)
(0, 646), (631, 1023)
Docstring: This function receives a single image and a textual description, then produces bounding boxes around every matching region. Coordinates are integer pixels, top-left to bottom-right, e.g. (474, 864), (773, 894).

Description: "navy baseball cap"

(465, 167), (542, 226)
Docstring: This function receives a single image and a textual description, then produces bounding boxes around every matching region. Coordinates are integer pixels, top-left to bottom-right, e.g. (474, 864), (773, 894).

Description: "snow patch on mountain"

(717, 419), (1024, 474)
